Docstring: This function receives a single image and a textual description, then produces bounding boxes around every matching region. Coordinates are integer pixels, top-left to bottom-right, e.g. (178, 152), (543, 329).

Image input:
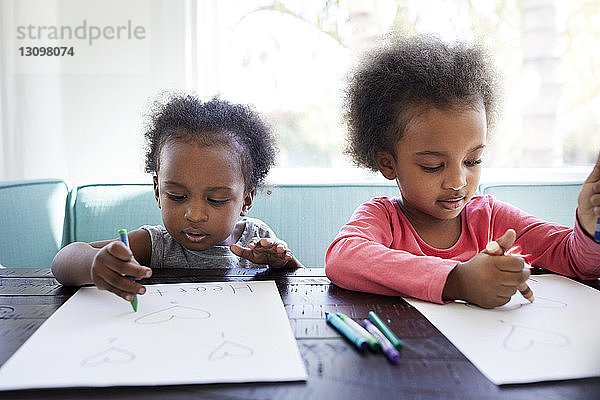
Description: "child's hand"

(230, 238), (294, 268)
(443, 229), (530, 308)
(577, 151), (600, 238)
(91, 241), (152, 301)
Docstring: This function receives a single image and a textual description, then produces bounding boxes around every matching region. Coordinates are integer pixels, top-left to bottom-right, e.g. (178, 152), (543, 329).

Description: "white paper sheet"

(404, 275), (600, 384)
(0, 281), (306, 390)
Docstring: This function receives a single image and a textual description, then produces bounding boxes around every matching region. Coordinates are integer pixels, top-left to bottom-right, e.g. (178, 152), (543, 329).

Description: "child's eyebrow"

(163, 181), (234, 192)
(415, 144), (486, 156)
(205, 186), (235, 192)
(162, 180), (187, 188)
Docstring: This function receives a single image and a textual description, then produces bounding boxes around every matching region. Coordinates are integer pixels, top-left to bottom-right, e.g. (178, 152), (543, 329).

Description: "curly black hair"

(345, 34), (500, 171)
(144, 94), (277, 191)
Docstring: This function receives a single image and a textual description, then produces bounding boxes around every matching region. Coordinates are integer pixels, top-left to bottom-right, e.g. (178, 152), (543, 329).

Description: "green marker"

(325, 312), (368, 351)
(369, 310), (403, 351)
(336, 312), (380, 352)
(118, 229), (138, 312)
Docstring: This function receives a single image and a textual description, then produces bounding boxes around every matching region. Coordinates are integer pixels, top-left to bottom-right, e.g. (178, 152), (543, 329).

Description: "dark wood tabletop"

(0, 267), (598, 400)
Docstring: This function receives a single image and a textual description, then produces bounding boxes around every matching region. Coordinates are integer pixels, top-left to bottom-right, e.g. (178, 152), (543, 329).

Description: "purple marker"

(362, 319), (400, 364)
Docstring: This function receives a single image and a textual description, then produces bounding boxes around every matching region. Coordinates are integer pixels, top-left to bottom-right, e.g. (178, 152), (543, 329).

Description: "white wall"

(0, 0), (210, 185)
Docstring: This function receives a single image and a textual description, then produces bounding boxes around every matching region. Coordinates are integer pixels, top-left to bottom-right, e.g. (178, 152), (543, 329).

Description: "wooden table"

(0, 267), (598, 399)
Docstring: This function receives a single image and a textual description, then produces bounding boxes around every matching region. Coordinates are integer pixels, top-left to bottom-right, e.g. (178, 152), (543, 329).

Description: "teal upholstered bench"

(0, 179), (584, 268)
(250, 183), (399, 266)
(0, 179), (69, 268)
(69, 183), (399, 267)
(70, 184), (162, 243)
(479, 182), (581, 227)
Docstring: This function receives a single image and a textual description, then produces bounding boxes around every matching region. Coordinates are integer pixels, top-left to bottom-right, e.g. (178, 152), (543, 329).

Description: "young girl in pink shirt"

(325, 34), (600, 308)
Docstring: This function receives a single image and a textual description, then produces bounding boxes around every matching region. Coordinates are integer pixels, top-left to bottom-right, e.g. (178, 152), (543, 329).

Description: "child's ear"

(240, 189), (254, 216)
(375, 151), (398, 180)
(153, 176), (161, 209)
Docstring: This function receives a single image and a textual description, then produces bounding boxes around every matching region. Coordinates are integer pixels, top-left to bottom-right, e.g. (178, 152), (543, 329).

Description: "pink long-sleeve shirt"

(325, 195), (600, 304)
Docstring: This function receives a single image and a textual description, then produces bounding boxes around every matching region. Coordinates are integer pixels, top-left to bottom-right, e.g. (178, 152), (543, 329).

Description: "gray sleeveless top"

(140, 217), (276, 269)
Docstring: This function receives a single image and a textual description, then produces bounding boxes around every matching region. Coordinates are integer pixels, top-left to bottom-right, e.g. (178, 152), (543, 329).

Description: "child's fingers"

(104, 282), (145, 302)
(96, 247), (151, 280)
(493, 255), (524, 273)
(92, 247), (150, 300)
(230, 243), (256, 261)
(256, 238), (277, 248)
(494, 257), (527, 285)
(94, 272), (146, 301)
(260, 237), (276, 247)
(99, 268), (144, 292)
(495, 283), (518, 298)
(265, 248), (294, 265)
(493, 294), (514, 306)
(491, 229), (516, 253)
(110, 261), (152, 280)
(497, 270), (529, 288)
(517, 282), (530, 293)
(98, 256), (152, 281)
(521, 266), (530, 281)
(113, 283), (145, 302)
(106, 241), (134, 261)
(247, 239), (268, 250)
(483, 241), (503, 256)
(253, 244), (291, 258)
(265, 254), (292, 267)
(483, 240), (530, 303)
(254, 238), (288, 250)
(231, 242), (293, 267)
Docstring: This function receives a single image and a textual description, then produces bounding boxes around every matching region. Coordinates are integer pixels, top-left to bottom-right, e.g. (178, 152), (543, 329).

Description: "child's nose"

(443, 166), (467, 191)
(185, 202), (209, 222)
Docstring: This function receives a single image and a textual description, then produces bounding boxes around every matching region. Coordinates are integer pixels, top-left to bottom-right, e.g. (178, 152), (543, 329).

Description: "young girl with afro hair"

(53, 95), (303, 303)
(325, 34), (600, 308)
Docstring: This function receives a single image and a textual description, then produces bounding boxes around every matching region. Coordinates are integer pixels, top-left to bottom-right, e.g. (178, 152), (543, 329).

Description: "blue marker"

(118, 229), (138, 312)
(325, 312), (368, 351)
(336, 312), (381, 352)
(595, 217), (600, 243)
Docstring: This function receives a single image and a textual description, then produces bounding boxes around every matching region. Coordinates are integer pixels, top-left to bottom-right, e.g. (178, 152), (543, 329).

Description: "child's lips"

(437, 196), (466, 210)
(183, 229), (209, 243)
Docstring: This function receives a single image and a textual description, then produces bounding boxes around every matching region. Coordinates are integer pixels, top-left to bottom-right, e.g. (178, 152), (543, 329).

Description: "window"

(205, 0), (599, 169)
(2, 0), (597, 184)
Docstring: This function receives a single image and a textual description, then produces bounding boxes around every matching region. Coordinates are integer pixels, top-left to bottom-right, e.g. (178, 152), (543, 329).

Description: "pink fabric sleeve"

(490, 200), (600, 279)
(325, 199), (457, 304)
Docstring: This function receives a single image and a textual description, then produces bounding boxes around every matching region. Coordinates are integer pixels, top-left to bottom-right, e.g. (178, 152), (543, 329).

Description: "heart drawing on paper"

(502, 323), (570, 352)
(134, 305), (211, 324)
(208, 340), (254, 360)
(0, 306), (15, 317)
(530, 296), (567, 309)
(466, 295), (567, 312)
(81, 347), (135, 367)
